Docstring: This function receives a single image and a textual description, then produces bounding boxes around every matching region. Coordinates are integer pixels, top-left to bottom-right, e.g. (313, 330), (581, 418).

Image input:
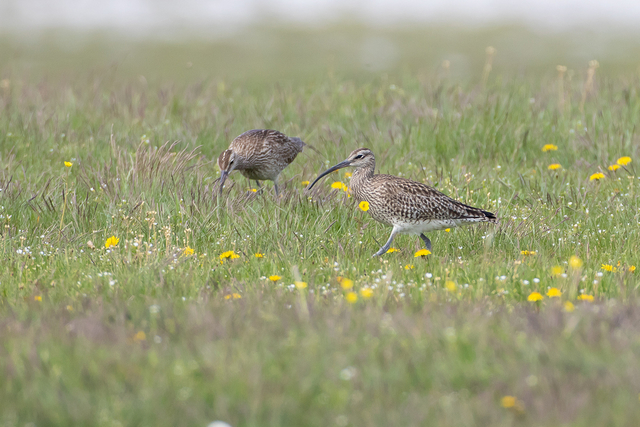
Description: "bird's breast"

(239, 167), (277, 181)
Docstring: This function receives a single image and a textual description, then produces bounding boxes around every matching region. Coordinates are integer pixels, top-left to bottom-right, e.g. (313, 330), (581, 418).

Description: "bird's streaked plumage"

(218, 129), (305, 195)
(307, 148), (497, 256)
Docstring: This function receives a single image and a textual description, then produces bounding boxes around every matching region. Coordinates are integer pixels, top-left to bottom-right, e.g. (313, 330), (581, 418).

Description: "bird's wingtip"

(482, 210), (499, 222)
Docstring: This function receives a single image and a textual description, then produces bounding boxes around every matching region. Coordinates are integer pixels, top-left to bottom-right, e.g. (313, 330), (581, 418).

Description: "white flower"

(339, 367), (357, 381)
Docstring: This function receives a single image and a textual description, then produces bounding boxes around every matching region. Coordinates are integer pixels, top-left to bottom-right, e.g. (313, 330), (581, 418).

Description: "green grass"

(2, 28), (640, 426)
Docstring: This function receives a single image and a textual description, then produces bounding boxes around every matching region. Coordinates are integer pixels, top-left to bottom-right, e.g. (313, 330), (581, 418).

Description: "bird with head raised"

(218, 129), (307, 196)
(307, 148), (497, 257)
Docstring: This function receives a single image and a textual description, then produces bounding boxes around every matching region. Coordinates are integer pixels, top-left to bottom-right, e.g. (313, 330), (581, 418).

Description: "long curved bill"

(218, 170), (229, 195)
(306, 159), (351, 191)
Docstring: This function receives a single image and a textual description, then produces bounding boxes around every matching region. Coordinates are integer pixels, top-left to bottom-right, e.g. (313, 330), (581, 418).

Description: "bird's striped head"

(217, 149), (238, 194)
(345, 148), (375, 169)
(217, 149), (237, 174)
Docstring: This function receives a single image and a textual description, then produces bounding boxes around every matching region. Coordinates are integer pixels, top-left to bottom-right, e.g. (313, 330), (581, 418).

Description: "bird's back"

(230, 129), (304, 180)
(231, 130), (303, 158)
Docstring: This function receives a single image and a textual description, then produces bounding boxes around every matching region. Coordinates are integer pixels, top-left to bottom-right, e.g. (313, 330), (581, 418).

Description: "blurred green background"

(2, 24), (640, 84)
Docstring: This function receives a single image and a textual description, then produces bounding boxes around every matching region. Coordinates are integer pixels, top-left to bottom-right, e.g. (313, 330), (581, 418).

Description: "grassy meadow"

(2, 27), (640, 426)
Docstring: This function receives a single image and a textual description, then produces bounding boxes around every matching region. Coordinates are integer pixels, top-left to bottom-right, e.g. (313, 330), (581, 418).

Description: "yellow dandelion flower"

(546, 287), (562, 298)
(551, 266), (563, 276)
(254, 253), (264, 258)
(344, 172), (352, 178)
(34, 295), (42, 302)
(564, 301), (575, 312)
(629, 265), (636, 272)
(521, 250), (536, 256)
(501, 396), (517, 408)
(219, 250), (240, 260)
(541, 144), (558, 152)
(105, 235), (119, 248)
(601, 264), (614, 272)
(414, 249), (431, 257)
(577, 294), (594, 302)
(339, 277), (354, 290)
(404, 264), (414, 270)
(345, 292), (358, 304)
(589, 172), (605, 181)
(569, 256), (583, 269)
(445, 281), (456, 292)
(331, 181), (347, 191)
(295, 281), (307, 289)
(548, 163), (562, 170)
(445, 228), (450, 232)
(527, 292), (543, 302)
(360, 287), (373, 299)
(64, 161), (73, 168)
(608, 164), (620, 171)
(66, 305), (73, 311)
(386, 248), (399, 253)
(224, 293), (242, 300)
(183, 246), (194, 256)
(268, 275), (281, 282)
(358, 201), (370, 211)
(301, 180), (310, 186)
(617, 156), (632, 166)
(249, 188), (257, 193)
(133, 331), (146, 341)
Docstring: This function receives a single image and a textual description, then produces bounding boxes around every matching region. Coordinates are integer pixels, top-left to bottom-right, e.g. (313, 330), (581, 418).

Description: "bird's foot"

(372, 230), (397, 257)
(372, 248), (387, 258)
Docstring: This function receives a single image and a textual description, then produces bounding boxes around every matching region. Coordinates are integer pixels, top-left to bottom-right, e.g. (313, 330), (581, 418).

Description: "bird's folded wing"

(382, 179), (488, 221)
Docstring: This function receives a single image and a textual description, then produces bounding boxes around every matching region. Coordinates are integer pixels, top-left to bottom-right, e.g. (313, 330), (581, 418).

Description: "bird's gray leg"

(254, 180), (264, 195)
(373, 226), (399, 257)
(419, 233), (432, 251)
(274, 182), (280, 197)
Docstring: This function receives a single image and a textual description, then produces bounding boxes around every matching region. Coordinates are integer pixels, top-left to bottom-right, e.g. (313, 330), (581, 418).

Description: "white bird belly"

(394, 218), (484, 235)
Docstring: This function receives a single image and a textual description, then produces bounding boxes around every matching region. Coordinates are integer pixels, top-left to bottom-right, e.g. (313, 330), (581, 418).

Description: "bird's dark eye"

(354, 154), (363, 159)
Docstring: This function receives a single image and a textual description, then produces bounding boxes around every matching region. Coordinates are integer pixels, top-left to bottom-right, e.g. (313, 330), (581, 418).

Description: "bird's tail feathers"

(481, 209), (499, 223)
(291, 137), (321, 155)
(460, 203), (498, 223)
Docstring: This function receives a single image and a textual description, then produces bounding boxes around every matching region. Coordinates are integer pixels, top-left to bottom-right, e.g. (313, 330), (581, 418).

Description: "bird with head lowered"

(218, 129), (307, 196)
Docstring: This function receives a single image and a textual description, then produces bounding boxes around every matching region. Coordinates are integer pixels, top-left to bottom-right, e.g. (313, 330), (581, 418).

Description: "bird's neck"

(232, 154), (248, 170)
(350, 163), (375, 195)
